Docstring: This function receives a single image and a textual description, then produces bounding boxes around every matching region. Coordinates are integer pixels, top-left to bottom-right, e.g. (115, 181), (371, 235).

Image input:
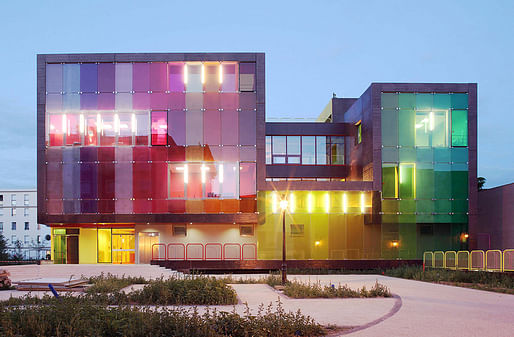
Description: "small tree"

(478, 177), (486, 191)
(0, 233), (9, 261)
(11, 240), (24, 261)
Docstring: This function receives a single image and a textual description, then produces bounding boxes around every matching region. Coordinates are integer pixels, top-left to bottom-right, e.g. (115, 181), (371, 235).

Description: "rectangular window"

(24, 235), (29, 244)
(11, 222), (16, 230)
(265, 136), (272, 164)
(382, 164), (398, 198)
(286, 136), (300, 164)
(399, 163), (416, 199)
(11, 235), (16, 244)
(290, 224), (304, 236)
(24, 222), (29, 230)
(415, 111), (448, 147)
(11, 194), (16, 206)
(151, 111), (168, 145)
(330, 136), (345, 165)
(357, 123), (362, 144)
(97, 228), (112, 263)
(239, 62), (255, 92)
(173, 225), (187, 236)
(0, 222), (3, 230)
(272, 136), (286, 164)
(316, 136), (328, 164)
(301, 136), (315, 164)
(24, 208), (29, 217)
(11, 208), (16, 216)
(451, 109), (468, 147)
(0, 195), (3, 206)
(23, 194), (29, 205)
(240, 225), (254, 236)
(37, 235), (41, 243)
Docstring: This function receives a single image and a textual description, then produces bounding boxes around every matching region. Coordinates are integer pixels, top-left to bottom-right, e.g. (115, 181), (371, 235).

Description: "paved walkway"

(1, 266), (513, 336)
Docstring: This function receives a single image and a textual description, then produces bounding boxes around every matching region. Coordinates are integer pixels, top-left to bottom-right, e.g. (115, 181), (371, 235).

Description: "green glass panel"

(452, 199), (468, 213)
(382, 148), (398, 162)
(399, 200), (415, 213)
(382, 214), (399, 224)
(416, 199), (434, 214)
(382, 164), (398, 198)
(452, 213), (468, 223)
(416, 163), (434, 199)
(398, 213), (415, 223)
(381, 109), (398, 146)
(398, 110), (415, 147)
(416, 214), (434, 223)
(451, 93), (468, 109)
(398, 93), (415, 110)
(451, 109), (468, 147)
(415, 93), (433, 110)
(451, 147), (468, 163)
(382, 199), (399, 213)
(381, 223), (399, 259)
(357, 124), (362, 144)
(434, 199), (451, 213)
(451, 170), (468, 199)
(434, 163), (451, 198)
(434, 148), (451, 163)
(399, 163), (415, 199)
(399, 147), (416, 162)
(416, 148), (433, 163)
(399, 223), (417, 258)
(54, 228), (66, 235)
(433, 214), (452, 223)
(433, 94), (451, 110)
(381, 93), (398, 109)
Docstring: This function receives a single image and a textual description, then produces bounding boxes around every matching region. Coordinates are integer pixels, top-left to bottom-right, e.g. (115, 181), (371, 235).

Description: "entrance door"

(53, 235), (66, 264)
(138, 233), (159, 264)
(66, 236), (79, 264)
(112, 229), (135, 264)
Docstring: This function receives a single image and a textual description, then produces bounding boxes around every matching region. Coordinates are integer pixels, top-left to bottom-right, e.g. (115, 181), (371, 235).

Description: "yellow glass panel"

(98, 228), (112, 263)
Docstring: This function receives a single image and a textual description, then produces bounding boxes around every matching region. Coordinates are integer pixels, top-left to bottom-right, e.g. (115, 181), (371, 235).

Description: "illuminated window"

(151, 111), (167, 145)
(382, 164), (398, 199)
(451, 109), (468, 147)
(415, 111), (448, 147)
(357, 122), (362, 144)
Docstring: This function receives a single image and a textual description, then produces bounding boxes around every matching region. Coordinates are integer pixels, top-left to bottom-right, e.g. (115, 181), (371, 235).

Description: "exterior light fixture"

(391, 241), (399, 248)
(343, 193), (348, 214)
(289, 192), (295, 213)
(183, 64), (188, 84)
(324, 193), (330, 213)
(219, 63), (223, 84)
(272, 192), (278, 214)
(314, 241), (320, 247)
(308, 193), (313, 213)
(279, 199), (288, 211)
(360, 193), (365, 214)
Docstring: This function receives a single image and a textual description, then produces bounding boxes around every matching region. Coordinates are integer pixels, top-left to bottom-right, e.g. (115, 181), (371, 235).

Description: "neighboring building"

(471, 183), (514, 250)
(0, 189), (50, 259)
(37, 53), (476, 266)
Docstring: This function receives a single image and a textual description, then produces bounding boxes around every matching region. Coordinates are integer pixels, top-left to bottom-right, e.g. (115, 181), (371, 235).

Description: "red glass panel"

(98, 147), (115, 162)
(133, 63), (150, 92)
(151, 147), (167, 162)
(133, 147), (150, 162)
(203, 110), (221, 145)
(48, 114), (64, 146)
(152, 199), (168, 213)
(169, 164), (185, 198)
(168, 199), (185, 213)
(168, 146), (185, 161)
(239, 163), (256, 198)
(151, 162), (168, 200)
(151, 110), (167, 145)
(98, 199), (115, 214)
(133, 162), (151, 198)
(133, 199), (152, 214)
(150, 62), (168, 92)
(98, 162), (115, 199)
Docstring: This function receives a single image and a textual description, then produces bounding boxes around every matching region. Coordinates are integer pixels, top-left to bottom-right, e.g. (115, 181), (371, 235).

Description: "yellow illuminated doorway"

(112, 229), (135, 264)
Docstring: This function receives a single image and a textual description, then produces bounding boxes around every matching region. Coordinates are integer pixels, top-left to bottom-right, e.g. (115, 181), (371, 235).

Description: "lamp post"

(279, 197), (288, 285)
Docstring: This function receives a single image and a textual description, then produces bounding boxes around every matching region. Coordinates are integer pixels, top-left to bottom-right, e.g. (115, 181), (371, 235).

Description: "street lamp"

(279, 197), (288, 285)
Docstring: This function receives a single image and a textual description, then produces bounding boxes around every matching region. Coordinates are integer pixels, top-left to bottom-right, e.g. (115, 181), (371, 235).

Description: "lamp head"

(279, 199), (288, 210)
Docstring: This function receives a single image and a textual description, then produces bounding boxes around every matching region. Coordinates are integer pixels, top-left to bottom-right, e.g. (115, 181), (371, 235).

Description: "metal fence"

(423, 249), (514, 272)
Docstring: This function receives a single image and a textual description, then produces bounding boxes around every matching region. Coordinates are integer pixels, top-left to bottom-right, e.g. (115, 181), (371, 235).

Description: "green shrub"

(86, 273), (148, 294)
(282, 280), (391, 298)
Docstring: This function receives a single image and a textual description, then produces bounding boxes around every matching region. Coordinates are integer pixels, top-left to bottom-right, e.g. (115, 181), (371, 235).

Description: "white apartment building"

(0, 189), (50, 259)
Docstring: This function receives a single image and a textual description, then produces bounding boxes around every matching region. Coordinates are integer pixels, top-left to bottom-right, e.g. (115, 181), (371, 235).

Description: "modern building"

(37, 53), (476, 266)
(0, 189), (50, 259)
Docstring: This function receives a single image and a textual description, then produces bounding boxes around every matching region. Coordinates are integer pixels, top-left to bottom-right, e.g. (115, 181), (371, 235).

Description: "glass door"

(53, 234), (66, 264)
(112, 229), (135, 264)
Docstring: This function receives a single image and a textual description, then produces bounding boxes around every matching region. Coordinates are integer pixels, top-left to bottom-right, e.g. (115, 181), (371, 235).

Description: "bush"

(282, 280), (391, 298)
(86, 273), (148, 294)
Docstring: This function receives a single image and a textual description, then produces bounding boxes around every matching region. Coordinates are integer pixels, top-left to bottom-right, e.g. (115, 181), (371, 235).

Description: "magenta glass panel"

(185, 92), (203, 110)
(46, 94), (62, 112)
(168, 63), (185, 92)
(84, 114), (98, 146)
(239, 110), (256, 145)
(134, 199), (152, 214)
(151, 162), (168, 199)
(203, 110), (221, 145)
(65, 114), (81, 145)
(46, 162), (62, 199)
(80, 63), (97, 93)
(133, 163), (151, 198)
(118, 113), (133, 146)
(133, 147), (150, 162)
(187, 164), (202, 199)
(132, 63), (150, 92)
(115, 199), (133, 214)
(133, 92), (150, 110)
(100, 114), (116, 146)
(204, 63), (220, 92)
(115, 162), (133, 198)
(98, 200), (115, 214)
(151, 147), (167, 162)
(186, 110), (203, 145)
(98, 93), (115, 110)
(221, 63), (237, 92)
(221, 110), (238, 145)
(204, 93), (220, 110)
(220, 93), (238, 110)
(49, 114), (64, 146)
(168, 146), (185, 161)
(98, 63), (115, 93)
(115, 63), (132, 93)
(80, 162), (98, 199)
(46, 64), (62, 93)
(98, 147), (115, 162)
(169, 164), (185, 198)
(135, 112), (149, 145)
(115, 93), (132, 110)
(115, 147), (133, 162)
(239, 146), (256, 161)
(239, 163), (256, 198)
(63, 93), (80, 110)
(239, 92), (256, 110)
(98, 162), (115, 200)
(150, 62), (167, 92)
(80, 93), (98, 110)
(222, 146), (239, 161)
(151, 111), (168, 145)
(168, 92), (185, 110)
(221, 162), (238, 198)
(168, 110), (186, 146)
(150, 92), (168, 110)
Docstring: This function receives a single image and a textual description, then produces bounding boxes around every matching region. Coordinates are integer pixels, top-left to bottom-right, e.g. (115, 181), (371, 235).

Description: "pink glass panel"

(132, 63), (150, 92)
(115, 147), (133, 162)
(49, 114), (64, 146)
(151, 111), (167, 145)
(203, 110), (221, 145)
(204, 63), (220, 92)
(98, 93), (115, 110)
(203, 93), (220, 110)
(168, 63), (185, 92)
(168, 110), (185, 146)
(220, 93), (238, 110)
(46, 64), (62, 93)
(239, 110), (256, 145)
(150, 92), (168, 110)
(134, 199), (151, 214)
(115, 63), (132, 93)
(98, 63), (115, 93)
(239, 163), (256, 198)
(222, 146), (239, 161)
(84, 114), (98, 146)
(150, 62), (167, 92)
(133, 92), (150, 110)
(169, 164), (185, 198)
(115, 161), (132, 200)
(221, 63), (237, 92)
(65, 114), (81, 145)
(168, 92), (185, 110)
(115, 199), (132, 214)
(221, 110), (238, 145)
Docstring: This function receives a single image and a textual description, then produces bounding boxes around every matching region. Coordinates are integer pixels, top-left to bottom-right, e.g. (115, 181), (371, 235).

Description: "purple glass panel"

(168, 110), (186, 146)
(46, 94), (62, 112)
(63, 200), (80, 214)
(80, 162), (97, 200)
(98, 93), (115, 110)
(222, 146), (239, 161)
(47, 162), (62, 200)
(150, 92), (168, 110)
(81, 199), (97, 214)
(80, 147), (97, 163)
(240, 62), (255, 74)
(132, 63), (150, 92)
(239, 110), (256, 145)
(220, 93), (238, 110)
(168, 92), (185, 110)
(98, 63), (115, 92)
(133, 92), (150, 110)
(239, 163), (256, 198)
(239, 92), (256, 110)
(46, 64), (62, 93)
(80, 93), (98, 110)
(239, 146), (256, 161)
(221, 110), (238, 145)
(204, 93), (220, 110)
(185, 92), (203, 110)
(221, 63), (237, 92)
(150, 62), (167, 92)
(80, 63), (98, 93)
(115, 93), (132, 110)
(203, 110), (221, 145)
(115, 63), (132, 93)
(168, 63), (185, 92)
(115, 199), (133, 214)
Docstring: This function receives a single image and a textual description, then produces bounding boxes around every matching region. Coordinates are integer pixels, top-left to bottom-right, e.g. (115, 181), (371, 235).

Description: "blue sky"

(0, 0), (512, 188)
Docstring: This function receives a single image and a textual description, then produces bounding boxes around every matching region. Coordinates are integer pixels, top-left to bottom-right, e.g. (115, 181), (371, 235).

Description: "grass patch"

(0, 297), (325, 337)
(282, 280), (391, 298)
